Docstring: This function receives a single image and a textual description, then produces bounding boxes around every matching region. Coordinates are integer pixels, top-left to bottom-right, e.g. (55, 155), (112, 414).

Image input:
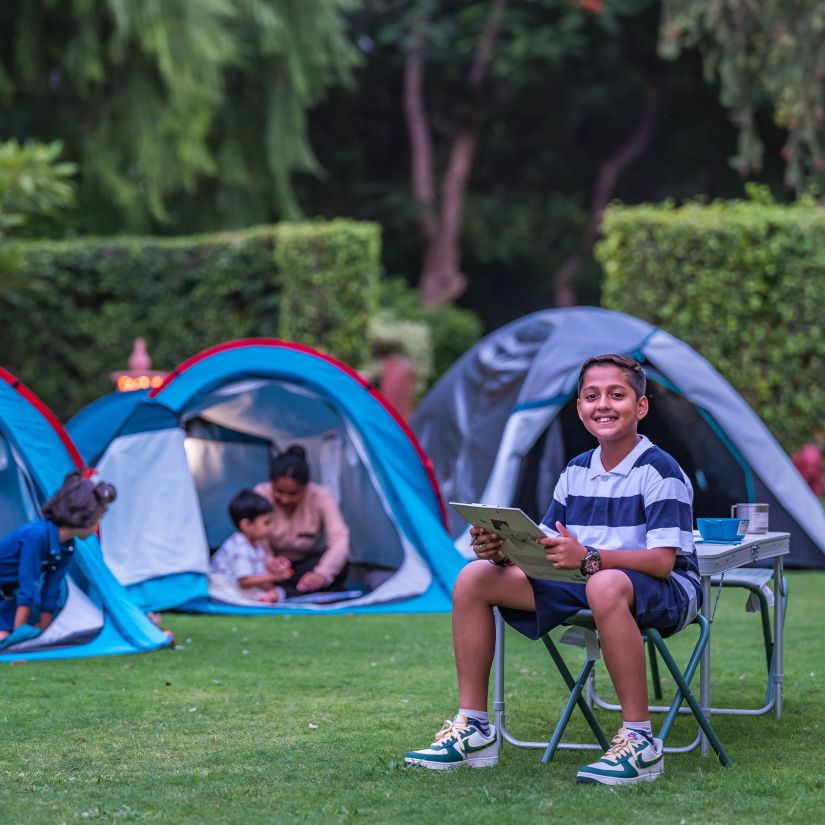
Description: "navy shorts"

(499, 568), (702, 641)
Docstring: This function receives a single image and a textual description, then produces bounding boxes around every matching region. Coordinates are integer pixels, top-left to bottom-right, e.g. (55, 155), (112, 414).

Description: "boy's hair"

(577, 354), (647, 400)
(268, 444), (309, 486)
(229, 489), (273, 529)
(42, 471), (117, 528)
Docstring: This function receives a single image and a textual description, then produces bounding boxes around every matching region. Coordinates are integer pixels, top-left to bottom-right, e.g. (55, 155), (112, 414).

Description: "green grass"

(1, 572), (823, 824)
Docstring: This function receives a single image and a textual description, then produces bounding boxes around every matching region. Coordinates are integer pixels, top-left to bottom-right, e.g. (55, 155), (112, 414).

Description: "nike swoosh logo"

(636, 753), (663, 768)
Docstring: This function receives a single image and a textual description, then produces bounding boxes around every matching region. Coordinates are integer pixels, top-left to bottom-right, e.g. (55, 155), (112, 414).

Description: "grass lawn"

(0, 571), (823, 825)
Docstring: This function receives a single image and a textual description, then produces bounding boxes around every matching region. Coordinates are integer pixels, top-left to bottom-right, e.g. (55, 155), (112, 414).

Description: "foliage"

(0, 226), (284, 419)
(275, 220), (381, 369)
(377, 276), (483, 384)
(0, 0), (359, 232)
(0, 139), (76, 236)
(660, 1), (825, 193)
(299, 0), (755, 329)
(365, 312), (434, 397)
(597, 194), (825, 451)
(0, 572), (823, 822)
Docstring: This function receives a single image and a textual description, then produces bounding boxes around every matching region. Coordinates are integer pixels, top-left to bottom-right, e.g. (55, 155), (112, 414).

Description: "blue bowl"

(696, 517), (749, 542)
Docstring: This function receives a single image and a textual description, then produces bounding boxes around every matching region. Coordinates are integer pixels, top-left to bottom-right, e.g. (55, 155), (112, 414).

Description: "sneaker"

(404, 715), (499, 770)
(576, 728), (664, 785)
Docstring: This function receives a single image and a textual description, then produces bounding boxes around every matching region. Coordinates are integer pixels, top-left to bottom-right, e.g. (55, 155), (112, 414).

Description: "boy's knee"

(586, 569), (633, 614)
(452, 560), (499, 604)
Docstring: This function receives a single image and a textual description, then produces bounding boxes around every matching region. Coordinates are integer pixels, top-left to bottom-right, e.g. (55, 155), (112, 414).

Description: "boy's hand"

(538, 522), (586, 569)
(266, 555), (294, 581)
(470, 525), (506, 562)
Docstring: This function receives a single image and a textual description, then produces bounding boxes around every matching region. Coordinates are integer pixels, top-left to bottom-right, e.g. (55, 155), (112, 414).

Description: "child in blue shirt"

(0, 471), (117, 642)
(405, 354), (702, 785)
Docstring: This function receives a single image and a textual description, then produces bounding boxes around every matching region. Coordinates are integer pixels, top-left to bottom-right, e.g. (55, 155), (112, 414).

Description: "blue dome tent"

(68, 339), (465, 614)
(0, 368), (171, 661)
(412, 307), (825, 568)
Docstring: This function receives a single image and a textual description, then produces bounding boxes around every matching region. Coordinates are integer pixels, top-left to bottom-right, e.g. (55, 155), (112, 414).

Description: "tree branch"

(553, 82), (660, 307)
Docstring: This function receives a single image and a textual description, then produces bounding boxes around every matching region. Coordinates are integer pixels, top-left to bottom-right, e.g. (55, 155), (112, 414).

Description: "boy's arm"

(540, 522), (676, 578)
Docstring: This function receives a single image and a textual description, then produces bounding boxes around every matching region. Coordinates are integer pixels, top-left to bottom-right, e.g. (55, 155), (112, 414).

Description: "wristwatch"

(580, 546), (602, 576)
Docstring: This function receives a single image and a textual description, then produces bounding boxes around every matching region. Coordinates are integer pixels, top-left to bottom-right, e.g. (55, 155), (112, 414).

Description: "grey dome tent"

(412, 307), (825, 568)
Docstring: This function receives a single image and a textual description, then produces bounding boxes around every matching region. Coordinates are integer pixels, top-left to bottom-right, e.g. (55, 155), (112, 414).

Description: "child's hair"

(268, 444), (309, 486)
(42, 471), (117, 529)
(577, 354), (647, 400)
(229, 489), (274, 529)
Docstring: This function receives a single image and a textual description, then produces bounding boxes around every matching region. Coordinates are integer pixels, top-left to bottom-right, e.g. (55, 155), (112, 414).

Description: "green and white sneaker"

(404, 715), (499, 770)
(576, 728), (664, 785)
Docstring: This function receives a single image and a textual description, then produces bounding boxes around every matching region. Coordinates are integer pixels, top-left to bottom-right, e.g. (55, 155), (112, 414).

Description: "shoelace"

(432, 719), (471, 753)
(602, 731), (642, 762)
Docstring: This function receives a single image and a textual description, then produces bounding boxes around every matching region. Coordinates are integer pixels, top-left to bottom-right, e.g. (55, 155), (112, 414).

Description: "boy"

(405, 354), (701, 784)
(209, 489), (293, 603)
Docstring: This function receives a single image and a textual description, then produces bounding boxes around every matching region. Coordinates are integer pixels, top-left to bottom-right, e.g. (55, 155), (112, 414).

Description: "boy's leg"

(452, 561), (536, 711)
(405, 561), (535, 769)
(585, 570), (648, 719)
(577, 570), (663, 785)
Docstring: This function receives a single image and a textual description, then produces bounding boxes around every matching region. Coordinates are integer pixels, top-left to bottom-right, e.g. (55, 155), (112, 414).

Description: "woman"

(254, 445), (350, 594)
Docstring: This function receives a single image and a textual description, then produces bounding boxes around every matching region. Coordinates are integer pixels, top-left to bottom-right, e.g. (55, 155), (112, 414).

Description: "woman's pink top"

(252, 481), (350, 580)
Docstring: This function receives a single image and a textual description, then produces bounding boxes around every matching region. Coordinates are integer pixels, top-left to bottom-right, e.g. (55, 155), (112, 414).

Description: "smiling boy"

(405, 354), (702, 784)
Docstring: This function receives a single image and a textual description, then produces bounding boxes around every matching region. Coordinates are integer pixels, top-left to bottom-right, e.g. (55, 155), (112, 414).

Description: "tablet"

(449, 502), (587, 583)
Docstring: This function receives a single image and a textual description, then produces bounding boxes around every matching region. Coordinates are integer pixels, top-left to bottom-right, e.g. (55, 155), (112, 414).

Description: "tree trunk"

(553, 83), (660, 307)
(404, 0), (509, 308)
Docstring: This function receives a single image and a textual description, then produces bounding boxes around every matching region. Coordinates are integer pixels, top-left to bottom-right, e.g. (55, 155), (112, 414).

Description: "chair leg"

(647, 621), (731, 767)
(647, 636), (663, 701)
(540, 635), (610, 762)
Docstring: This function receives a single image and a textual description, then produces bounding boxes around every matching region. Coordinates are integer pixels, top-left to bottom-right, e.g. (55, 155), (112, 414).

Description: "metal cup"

(731, 503), (769, 533)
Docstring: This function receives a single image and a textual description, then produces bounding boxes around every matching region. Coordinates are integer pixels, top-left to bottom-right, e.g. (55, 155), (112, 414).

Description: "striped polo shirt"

(541, 435), (701, 597)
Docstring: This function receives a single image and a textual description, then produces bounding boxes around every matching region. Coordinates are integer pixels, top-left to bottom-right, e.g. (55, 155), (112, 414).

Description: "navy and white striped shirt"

(541, 435), (700, 586)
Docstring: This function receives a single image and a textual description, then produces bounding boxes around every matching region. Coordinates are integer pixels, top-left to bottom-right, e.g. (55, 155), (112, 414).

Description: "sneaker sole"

(576, 768), (663, 786)
(404, 755), (499, 770)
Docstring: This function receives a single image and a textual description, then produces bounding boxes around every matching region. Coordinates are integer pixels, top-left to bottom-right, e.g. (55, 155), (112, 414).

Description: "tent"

(0, 369), (171, 661)
(67, 339), (466, 614)
(412, 307), (825, 568)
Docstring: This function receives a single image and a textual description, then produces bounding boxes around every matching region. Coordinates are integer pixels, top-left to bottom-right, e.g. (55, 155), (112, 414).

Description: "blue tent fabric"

(0, 371), (171, 662)
(412, 307), (825, 569)
(68, 339), (465, 614)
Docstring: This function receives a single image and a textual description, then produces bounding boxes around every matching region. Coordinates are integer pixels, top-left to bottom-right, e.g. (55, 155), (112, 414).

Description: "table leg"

(493, 608), (505, 749)
(700, 575), (711, 756)
(773, 556), (784, 718)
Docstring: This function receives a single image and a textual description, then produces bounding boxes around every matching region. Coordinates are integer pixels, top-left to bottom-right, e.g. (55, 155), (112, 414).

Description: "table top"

(693, 531), (790, 576)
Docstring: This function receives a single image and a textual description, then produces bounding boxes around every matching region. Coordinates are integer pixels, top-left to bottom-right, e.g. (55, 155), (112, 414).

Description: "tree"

(0, 0), (359, 232)
(398, 0), (663, 307)
(660, 1), (825, 193)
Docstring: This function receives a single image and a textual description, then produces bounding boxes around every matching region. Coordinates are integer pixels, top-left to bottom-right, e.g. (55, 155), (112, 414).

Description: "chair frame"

(492, 608), (731, 766)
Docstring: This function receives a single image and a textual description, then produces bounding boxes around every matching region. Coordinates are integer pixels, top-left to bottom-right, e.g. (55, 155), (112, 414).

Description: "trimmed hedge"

(276, 220), (380, 368)
(0, 220), (380, 419)
(597, 198), (825, 452)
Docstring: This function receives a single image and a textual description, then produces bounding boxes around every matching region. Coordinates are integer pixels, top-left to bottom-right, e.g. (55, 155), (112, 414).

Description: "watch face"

(584, 553), (601, 576)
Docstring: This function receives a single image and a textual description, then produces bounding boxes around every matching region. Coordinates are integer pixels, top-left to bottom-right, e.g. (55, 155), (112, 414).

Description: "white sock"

(457, 709), (489, 728)
(623, 720), (653, 739)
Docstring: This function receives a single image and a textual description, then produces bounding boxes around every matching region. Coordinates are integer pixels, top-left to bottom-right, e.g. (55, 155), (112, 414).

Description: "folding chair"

(492, 608), (731, 766)
(586, 569), (788, 717)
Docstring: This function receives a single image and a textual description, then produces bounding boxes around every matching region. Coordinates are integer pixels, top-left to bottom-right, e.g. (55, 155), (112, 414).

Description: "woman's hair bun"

(286, 445), (306, 459)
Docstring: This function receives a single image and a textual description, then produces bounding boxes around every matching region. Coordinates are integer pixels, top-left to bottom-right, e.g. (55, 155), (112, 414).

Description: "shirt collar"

(46, 520), (74, 555)
(589, 434), (651, 479)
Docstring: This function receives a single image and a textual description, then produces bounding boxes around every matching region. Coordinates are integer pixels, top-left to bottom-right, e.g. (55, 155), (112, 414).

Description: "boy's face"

(576, 364), (648, 445)
(241, 512), (275, 542)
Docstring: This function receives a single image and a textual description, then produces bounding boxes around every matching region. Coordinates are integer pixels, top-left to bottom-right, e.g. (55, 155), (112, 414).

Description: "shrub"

(376, 277), (483, 386)
(275, 220), (381, 368)
(597, 196), (825, 451)
(1, 219), (381, 419)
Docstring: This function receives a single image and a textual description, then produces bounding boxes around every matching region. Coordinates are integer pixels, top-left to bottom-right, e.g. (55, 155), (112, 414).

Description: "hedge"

(597, 197), (825, 452)
(275, 220), (380, 370)
(0, 220), (380, 419)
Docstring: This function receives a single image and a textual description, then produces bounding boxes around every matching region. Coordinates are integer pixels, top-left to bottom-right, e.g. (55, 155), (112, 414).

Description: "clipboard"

(450, 502), (587, 584)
